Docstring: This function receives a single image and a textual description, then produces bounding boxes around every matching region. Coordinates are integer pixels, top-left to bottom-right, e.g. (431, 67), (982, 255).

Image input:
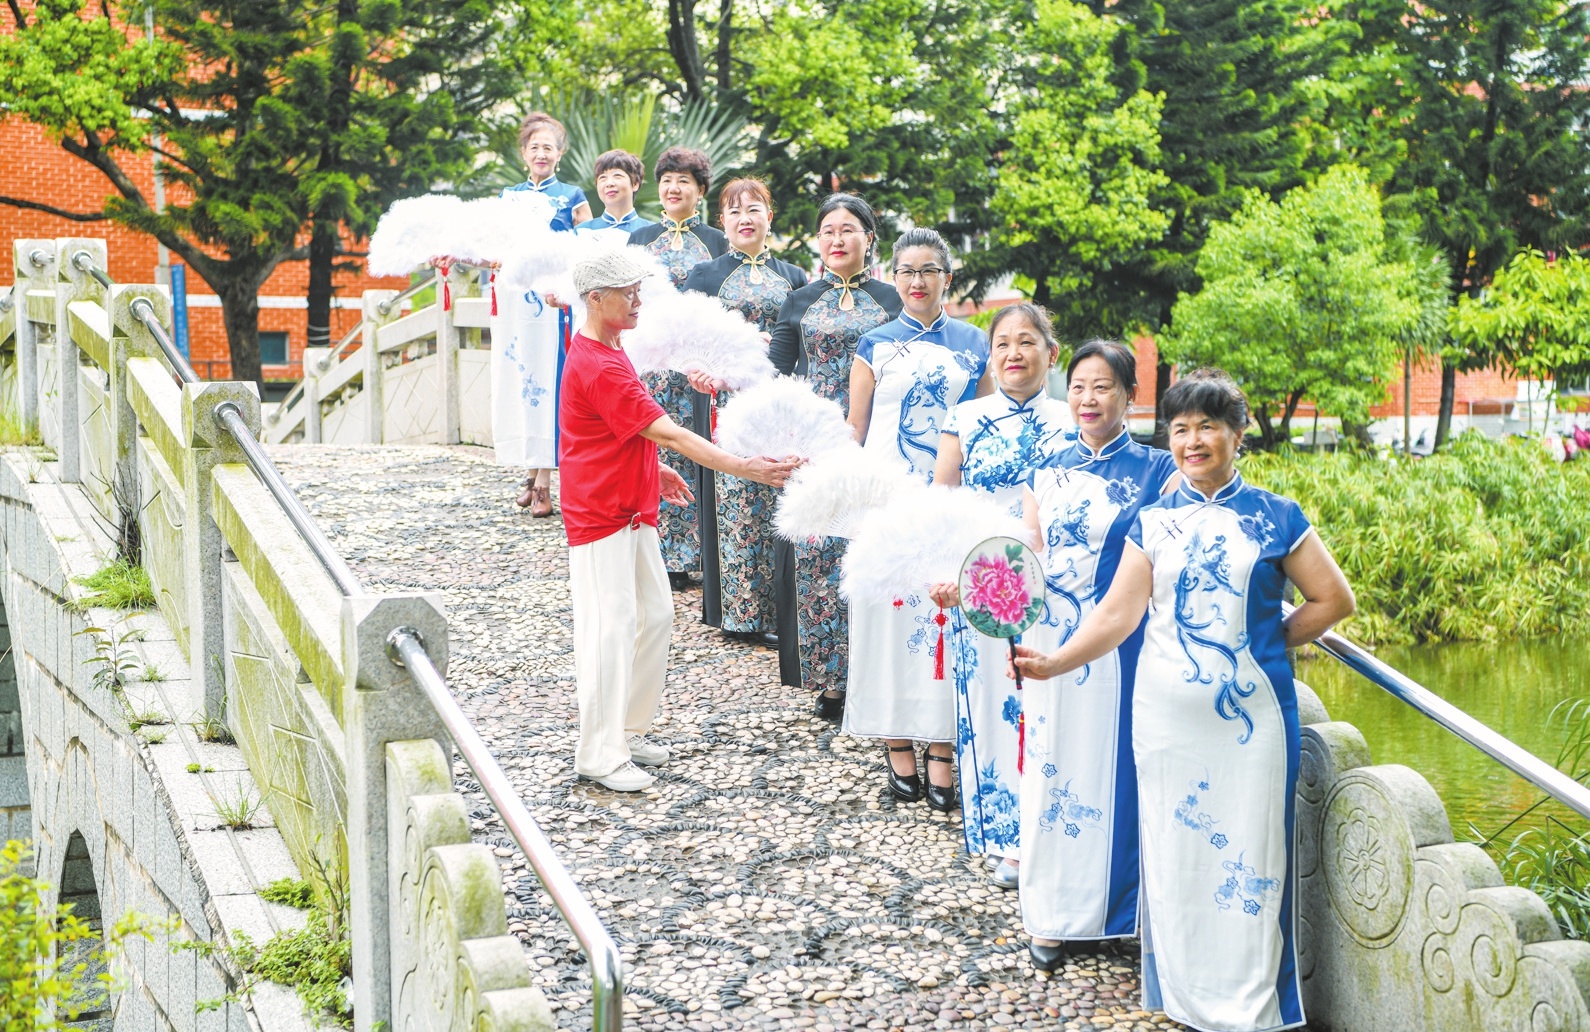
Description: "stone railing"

(1296, 681), (1590, 1029)
(2, 238), (566, 1031)
(263, 264), (493, 448)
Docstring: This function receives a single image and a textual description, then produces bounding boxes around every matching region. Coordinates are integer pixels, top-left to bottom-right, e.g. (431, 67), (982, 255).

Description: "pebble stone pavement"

(273, 443), (1223, 1032)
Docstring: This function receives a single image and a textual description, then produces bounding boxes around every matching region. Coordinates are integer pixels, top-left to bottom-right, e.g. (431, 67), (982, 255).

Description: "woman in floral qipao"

(682, 179), (808, 665)
(928, 304), (1074, 885)
(768, 193), (901, 718)
(629, 148), (728, 589)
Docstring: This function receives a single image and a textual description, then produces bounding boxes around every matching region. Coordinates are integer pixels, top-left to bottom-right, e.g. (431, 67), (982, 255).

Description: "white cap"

(572, 249), (653, 297)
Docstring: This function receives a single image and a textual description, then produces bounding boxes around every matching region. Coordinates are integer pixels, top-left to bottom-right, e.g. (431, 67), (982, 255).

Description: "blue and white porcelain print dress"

(1020, 431), (1176, 943)
(1128, 473), (1310, 1032)
(941, 388), (1074, 857)
(844, 312), (988, 743)
(490, 185), (576, 468)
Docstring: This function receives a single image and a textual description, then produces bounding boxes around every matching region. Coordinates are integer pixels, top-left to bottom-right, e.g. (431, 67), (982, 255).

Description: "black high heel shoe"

(924, 751), (958, 812)
(1029, 939), (1069, 973)
(885, 744), (922, 802)
(814, 690), (845, 722)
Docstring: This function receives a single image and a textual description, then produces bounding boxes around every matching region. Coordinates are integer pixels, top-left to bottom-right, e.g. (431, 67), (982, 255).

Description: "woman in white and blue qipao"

(1013, 369), (1355, 1032)
(928, 304), (1074, 866)
(1016, 340), (1176, 968)
(846, 228), (991, 812)
(493, 111), (592, 516)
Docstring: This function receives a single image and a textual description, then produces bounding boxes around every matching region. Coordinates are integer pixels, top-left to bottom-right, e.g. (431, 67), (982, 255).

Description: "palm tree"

(460, 91), (748, 214)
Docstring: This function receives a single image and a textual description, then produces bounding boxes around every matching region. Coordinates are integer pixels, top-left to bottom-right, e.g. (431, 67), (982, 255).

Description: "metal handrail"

(376, 268), (441, 316)
(129, 297), (200, 386)
(71, 255), (622, 1025)
(70, 249), (114, 290)
(388, 628), (624, 1032)
(1300, 612), (1590, 823)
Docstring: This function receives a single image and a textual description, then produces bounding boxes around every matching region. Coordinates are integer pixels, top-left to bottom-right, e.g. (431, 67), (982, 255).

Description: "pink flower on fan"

(964, 554), (1030, 626)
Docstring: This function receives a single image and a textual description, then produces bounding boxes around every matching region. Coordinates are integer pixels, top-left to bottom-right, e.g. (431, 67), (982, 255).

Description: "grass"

(1243, 432), (1590, 645)
(260, 878), (316, 910)
(212, 786), (263, 830)
(126, 708), (169, 733)
(191, 710), (234, 745)
(68, 558), (156, 612)
(184, 763), (215, 774)
(245, 858), (352, 1026)
(142, 664), (165, 683)
(0, 408), (43, 447)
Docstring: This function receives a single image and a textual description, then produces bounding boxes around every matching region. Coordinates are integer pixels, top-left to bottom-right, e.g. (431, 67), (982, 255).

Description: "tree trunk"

(1435, 359), (1456, 449)
(715, 0), (733, 93)
(1253, 406), (1276, 449)
(306, 215), (337, 349)
(667, 0), (707, 102)
(219, 281), (264, 387)
(1278, 389), (1303, 441)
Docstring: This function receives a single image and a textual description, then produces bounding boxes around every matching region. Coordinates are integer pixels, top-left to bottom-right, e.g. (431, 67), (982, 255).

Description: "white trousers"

(569, 522), (673, 776)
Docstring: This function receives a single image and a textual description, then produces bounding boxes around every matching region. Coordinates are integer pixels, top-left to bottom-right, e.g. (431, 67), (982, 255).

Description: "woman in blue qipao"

(629, 148), (728, 590)
(573, 148), (656, 239)
(768, 193), (901, 719)
(846, 228), (991, 812)
(927, 304), (1074, 883)
(1013, 369), (1355, 1032)
(494, 111), (591, 516)
(681, 178), (808, 674)
(1015, 340), (1176, 970)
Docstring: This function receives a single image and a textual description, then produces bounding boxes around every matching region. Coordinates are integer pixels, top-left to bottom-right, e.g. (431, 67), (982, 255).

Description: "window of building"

(260, 331), (289, 366)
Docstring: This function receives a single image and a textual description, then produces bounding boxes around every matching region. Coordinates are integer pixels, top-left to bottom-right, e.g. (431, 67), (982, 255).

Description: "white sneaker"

(990, 858), (1020, 891)
(578, 762), (655, 792)
(626, 735), (672, 766)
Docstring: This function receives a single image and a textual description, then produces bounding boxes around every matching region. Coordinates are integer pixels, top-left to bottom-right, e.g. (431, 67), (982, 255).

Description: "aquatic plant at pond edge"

(1242, 433), (1590, 645)
(1474, 699), (1590, 940)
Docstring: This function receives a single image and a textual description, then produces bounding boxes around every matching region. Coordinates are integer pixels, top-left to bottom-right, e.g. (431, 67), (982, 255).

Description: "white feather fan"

(367, 193), (558, 276)
(773, 447), (919, 541)
(623, 289), (776, 390)
(840, 485), (1028, 605)
(716, 377), (855, 460)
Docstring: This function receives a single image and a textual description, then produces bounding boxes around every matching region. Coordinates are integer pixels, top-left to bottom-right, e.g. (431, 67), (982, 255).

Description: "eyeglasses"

(596, 286), (642, 302)
(894, 266), (947, 282)
(816, 226), (866, 242)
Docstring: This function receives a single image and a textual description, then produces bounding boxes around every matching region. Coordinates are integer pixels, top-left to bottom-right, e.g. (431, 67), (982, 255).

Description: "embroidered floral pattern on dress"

(718, 261), (791, 333)
(646, 369), (700, 573)
(644, 226), (711, 288)
(1215, 853), (1283, 916)
(1040, 780), (1106, 838)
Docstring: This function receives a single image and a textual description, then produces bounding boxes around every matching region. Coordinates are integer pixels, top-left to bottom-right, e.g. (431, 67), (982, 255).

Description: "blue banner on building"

(170, 263), (191, 358)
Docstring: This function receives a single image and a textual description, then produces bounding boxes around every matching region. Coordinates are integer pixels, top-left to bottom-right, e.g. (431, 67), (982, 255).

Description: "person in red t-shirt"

(562, 250), (799, 791)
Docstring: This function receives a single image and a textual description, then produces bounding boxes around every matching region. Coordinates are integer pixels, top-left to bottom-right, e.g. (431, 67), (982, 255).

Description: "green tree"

(1451, 249), (1590, 391)
(1073, 0), (1351, 423)
(1334, 0), (1590, 447)
(974, 0), (1170, 327)
(303, 0), (514, 349)
(1162, 165), (1416, 447)
(0, 0), (510, 384)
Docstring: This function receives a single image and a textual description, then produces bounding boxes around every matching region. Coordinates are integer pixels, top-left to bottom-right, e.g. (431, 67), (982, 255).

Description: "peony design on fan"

(962, 542), (1045, 638)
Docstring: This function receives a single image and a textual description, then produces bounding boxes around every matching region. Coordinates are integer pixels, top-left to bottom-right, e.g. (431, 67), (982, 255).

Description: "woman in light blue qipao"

(1013, 369), (1355, 1032)
(928, 304), (1074, 874)
(845, 228), (991, 812)
(494, 111), (592, 516)
(1016, 339), (1175, 967)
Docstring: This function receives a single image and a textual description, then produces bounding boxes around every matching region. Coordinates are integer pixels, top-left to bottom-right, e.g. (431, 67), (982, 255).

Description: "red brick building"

(0, 118), (408, 385)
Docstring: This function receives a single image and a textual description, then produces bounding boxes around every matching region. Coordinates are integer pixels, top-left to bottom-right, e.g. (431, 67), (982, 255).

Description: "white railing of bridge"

(2, 238), (618, 1032)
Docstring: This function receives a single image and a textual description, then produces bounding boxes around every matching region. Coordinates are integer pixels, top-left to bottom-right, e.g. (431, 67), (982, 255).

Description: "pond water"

(1296, 637), (1590, 839)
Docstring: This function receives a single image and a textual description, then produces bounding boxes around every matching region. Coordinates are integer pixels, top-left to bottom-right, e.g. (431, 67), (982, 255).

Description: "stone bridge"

(3, 238), (1590, 1032)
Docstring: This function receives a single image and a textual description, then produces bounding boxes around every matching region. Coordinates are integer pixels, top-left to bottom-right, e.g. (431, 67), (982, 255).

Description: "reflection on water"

(1296, 638), (1590, 837)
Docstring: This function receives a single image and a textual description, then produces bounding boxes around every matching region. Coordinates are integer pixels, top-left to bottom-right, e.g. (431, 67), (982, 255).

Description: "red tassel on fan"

(710, 388), (718, 441)
(437, 259), (452, 311)
(1017, 712), (1025, 774)
(489, 270), (498, 315)
(933, 607), (947, 680)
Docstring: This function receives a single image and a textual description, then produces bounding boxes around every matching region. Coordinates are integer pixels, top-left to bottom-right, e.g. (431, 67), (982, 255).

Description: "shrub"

(1242, 433), (1590, 644)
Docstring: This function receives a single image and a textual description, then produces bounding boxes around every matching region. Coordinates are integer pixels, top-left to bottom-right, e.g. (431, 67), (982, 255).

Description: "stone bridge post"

(181, 380), (260, 719)
(301, 346), (330, 444)
(10, 239), (55, 434)
(363, 290), (395, 445)
(342, 593), (450, 1032)
(53, 237), (107, 484)
(106, 286), (169, 524)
